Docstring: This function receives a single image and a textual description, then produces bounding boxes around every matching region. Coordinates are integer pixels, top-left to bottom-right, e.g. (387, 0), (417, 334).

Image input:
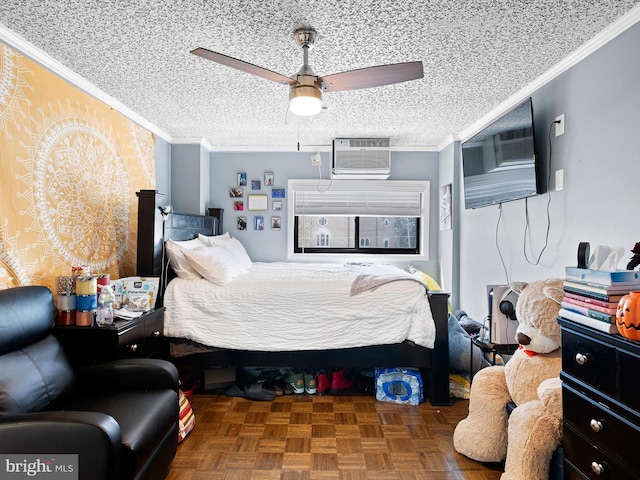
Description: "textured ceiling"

(1, 1), (639, 150)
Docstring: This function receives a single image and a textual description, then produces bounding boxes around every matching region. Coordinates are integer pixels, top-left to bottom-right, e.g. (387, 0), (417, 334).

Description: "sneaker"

(281, 380), (293, 395)
(316, 370), (332, 396)
(304, 370), (317, 394)
(285, 370), (304, 394)
(330, 369), (354, 394)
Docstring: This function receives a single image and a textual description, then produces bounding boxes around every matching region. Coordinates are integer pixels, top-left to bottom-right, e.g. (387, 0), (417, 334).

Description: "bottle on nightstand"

(96, 285), (115, 327)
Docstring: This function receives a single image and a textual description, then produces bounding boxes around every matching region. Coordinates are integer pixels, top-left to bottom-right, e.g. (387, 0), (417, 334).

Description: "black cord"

(523, 121), (557, 265)
(495, 203), (510, 285)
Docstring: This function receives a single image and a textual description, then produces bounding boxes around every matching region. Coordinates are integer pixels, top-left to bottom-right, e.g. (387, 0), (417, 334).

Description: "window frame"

(287, 179), (430, 262)
(294, 216), (420, 255)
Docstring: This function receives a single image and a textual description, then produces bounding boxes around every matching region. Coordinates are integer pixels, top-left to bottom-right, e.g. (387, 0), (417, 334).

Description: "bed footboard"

(426, 291), (450, 406)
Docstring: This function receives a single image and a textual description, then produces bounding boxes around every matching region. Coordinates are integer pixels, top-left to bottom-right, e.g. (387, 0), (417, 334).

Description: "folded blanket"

(347, 263), (427, 296)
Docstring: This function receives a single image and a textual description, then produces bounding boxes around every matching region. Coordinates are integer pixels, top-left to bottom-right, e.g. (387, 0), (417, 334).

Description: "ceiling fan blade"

(191, 47), (295, 85)
(320, 61), (423, 92)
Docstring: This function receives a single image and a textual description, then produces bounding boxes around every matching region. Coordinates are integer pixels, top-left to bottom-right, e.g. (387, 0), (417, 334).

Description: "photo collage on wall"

(232, 171), (283, 231)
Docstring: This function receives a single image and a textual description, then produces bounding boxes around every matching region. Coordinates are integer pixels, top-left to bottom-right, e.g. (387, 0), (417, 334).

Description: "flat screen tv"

(461, 97), (541, 209)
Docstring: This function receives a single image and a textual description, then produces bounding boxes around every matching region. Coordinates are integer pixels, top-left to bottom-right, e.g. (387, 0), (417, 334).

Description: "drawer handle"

(575, 353), (589, 365)
(591, 461), (605, 475)
(152, 330), (161, 337)
(129, 343), (138, 352)
(590, 419), (605, 432)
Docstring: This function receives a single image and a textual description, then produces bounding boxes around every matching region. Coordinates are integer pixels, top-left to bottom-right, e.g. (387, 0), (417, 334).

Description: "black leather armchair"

(0, 286), (179, 480)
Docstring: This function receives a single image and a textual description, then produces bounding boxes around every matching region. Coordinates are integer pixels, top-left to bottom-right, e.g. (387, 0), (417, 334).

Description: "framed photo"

(264, 172), (274, 186)
(271, 216), (281, 231)
(272, 188), (285, 198)
(237, 172), (247, 186)
(254, 216), (264, 230)
(272, 200), (282, 211)
(251, 180), (261, 190)
(247, 194), (268, 210)
(236, 216), (247, 230)
(229, 187), (244, 198)
(233, 201), (244, 211)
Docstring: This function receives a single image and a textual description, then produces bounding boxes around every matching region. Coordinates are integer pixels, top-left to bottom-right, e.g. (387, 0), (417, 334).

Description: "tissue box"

(375, 368), (423, 406)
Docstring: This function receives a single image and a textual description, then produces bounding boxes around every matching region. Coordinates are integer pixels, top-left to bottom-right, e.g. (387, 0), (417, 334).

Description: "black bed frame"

(136, 190), (451, 405)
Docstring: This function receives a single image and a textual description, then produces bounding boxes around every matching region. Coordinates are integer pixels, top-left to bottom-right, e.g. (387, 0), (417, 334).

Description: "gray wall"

(154, 136), (171, 202)
(438, 140), (459, 305)
(199, 143), (211, 213)
(457, 21), (640, 320)
(209, 150), (441, 278)
(170, 144), (208, 214)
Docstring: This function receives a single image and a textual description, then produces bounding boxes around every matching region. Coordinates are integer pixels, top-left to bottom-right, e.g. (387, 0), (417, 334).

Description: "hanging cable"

(495, 203), (510, 285)
(523, 120), (557, 265)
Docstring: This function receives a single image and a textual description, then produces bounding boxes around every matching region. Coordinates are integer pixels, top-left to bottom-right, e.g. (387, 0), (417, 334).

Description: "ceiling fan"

(191, 27), (424, 118)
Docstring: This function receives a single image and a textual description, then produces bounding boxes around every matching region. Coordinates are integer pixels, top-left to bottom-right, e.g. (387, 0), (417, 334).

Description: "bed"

(135, 197), (450, 405)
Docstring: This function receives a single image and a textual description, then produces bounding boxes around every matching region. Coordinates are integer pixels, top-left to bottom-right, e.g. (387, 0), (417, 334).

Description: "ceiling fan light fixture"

(193, 25), (423, 121)
(289, 84), (323, 116)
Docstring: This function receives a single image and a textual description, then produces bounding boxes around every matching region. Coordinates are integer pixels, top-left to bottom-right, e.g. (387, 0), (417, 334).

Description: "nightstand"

(54, 307), (167, 366)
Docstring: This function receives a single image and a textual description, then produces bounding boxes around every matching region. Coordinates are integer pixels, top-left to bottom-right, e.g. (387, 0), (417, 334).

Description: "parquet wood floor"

(167, 393), (503, 479)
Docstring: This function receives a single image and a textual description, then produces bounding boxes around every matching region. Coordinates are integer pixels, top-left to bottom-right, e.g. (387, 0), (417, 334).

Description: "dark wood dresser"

(559, 317), (640, 479)
(54, 308), (166, 366)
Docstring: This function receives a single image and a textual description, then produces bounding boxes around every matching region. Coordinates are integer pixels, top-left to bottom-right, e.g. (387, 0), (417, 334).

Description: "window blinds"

(292, 181), (425, 217)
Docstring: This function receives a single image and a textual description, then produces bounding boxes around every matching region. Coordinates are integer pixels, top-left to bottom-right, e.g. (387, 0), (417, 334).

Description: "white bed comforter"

(164, 262), (435, 351)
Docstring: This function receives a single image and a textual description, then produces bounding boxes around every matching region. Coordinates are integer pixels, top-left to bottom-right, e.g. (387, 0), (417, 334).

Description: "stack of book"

(560, 266), (640, 334)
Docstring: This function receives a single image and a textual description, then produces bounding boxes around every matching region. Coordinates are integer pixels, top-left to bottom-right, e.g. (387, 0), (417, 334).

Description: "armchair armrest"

(0, 411), (121, 480)
(75, 358), (179, 393)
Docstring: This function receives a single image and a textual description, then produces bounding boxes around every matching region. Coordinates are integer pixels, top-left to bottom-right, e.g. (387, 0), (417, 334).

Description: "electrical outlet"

(555, 169), (564, 191)
(555, 114), (565, 137)
(311, 153), (321, 166)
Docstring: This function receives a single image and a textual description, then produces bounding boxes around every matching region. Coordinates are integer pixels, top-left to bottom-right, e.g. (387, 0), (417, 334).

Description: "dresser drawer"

(619, 349), (640, 412)
(118, 322), (146, 358)
(562, 329), (616, 397)
(143, 312), (165, 356)
(562, 463), (591, 480)
(563, 425), (637, 480)
(563, 383), (640, 473)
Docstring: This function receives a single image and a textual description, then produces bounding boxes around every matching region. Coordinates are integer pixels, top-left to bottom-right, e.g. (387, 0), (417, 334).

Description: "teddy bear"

(453, 278), (564, 480)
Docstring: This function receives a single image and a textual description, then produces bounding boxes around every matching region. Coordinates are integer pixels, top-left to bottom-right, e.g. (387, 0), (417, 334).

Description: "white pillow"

(165, 238), (206, 280)
(208, 237), (253, 272)
(198, 232), (231, 245)
(182, 246), (237, 286)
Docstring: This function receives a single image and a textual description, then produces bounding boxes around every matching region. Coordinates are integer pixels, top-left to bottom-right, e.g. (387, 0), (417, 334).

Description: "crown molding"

(0, 21), (172, 142)
(457, 4), (640, 144)
(170, 137), (215, 151)
(3, 3), (639, 154)
(437, 135), (460, 151)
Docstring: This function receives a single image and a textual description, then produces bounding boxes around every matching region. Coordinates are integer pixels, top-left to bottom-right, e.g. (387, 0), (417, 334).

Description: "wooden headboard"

(163, 209), (221, 242)
(135, 189), (224, 304)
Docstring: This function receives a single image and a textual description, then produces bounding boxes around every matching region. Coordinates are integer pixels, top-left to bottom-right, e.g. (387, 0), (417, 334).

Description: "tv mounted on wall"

(461, 97), (542, 209)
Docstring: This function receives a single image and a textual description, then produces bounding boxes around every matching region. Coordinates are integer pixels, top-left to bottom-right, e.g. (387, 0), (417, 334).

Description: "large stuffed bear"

(453, 278), (564, 480)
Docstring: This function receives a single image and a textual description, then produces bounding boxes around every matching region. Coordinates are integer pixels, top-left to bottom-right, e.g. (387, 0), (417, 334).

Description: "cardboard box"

(203, 368), (236, 390)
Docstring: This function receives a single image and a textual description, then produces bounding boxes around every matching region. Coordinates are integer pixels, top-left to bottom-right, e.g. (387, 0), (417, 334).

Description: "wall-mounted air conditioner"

(331, 138), (391, 179)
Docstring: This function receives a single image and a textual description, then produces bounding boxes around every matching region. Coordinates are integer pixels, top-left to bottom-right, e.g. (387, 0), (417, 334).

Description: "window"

(288, 180), (429, 259)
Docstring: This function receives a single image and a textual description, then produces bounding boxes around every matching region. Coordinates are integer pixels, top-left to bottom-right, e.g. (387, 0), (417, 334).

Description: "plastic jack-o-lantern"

(616, 291), (640, 341)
